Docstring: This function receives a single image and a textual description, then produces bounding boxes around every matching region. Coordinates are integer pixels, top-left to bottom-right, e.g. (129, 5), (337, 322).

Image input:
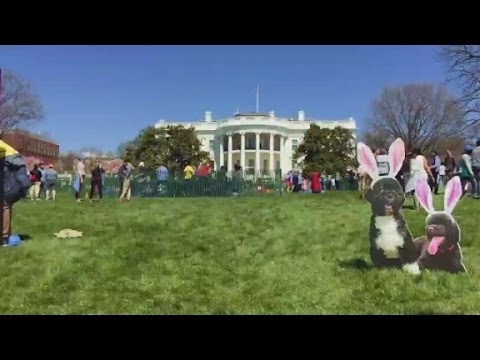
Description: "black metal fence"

(56, 171), (285, 198)
(52, 170), (361, 198)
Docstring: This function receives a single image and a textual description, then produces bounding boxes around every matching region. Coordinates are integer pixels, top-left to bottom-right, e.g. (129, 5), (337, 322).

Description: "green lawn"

(2, 190), (479, 314)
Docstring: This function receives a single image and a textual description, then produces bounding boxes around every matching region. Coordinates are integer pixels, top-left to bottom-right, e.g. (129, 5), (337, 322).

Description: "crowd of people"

(358, 140), (480, 203)
(284, 170), (357, 193)
(24, 139), (480, 203)
(72, 157), (135, 203)
(28, 163), (58, 201)
(23, 157), (223, 204)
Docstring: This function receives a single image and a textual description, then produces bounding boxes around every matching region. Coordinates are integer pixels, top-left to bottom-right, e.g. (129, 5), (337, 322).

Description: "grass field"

(1, 190), (479, 314)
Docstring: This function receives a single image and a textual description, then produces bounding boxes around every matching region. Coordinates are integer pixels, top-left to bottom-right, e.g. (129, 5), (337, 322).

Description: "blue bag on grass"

(8, 235), (20, 246)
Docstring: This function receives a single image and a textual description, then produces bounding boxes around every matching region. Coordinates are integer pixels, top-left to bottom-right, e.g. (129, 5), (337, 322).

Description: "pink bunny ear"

(388, 138), (405, 177)
(357, 143), (378, 180)
(415, 178), (434, 213)
(444, 176), (462, 214)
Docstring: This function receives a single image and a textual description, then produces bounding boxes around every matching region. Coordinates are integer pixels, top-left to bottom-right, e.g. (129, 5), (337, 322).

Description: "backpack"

(0, 141), (31, 204)
(4, 154), (31, 204)
(458, 157), (471, 179)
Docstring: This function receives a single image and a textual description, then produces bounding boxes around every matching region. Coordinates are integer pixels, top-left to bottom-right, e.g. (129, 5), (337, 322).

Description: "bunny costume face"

(414, 176), (467, 273)
(357, 138), (406, 216)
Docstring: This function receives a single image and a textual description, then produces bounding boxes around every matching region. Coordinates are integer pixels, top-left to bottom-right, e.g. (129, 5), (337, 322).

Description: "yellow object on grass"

(54, 229), (83, 238)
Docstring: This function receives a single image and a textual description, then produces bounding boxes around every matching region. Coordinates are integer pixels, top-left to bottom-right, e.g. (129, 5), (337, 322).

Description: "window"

(276, 161), (280, 170)
(246, 137), (255, 149)
(209, 140), (214, 151)
(248, 159), (254, 168)
(260, 139), (266, 150)
(263, 159), (268, 170)
(292, 139), (299, 152)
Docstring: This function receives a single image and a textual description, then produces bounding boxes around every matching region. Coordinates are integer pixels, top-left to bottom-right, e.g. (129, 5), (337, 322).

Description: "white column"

(219, 136), (224, 170)
(255, 132), (261, 175)
(227, 133), (233, 173)
(279, 135), (285, 175)
(240, 132), (246, 171)
(269, 133), (274, 174)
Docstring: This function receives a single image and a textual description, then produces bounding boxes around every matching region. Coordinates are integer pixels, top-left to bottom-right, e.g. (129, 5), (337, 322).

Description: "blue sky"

(0, 45), (448, 153)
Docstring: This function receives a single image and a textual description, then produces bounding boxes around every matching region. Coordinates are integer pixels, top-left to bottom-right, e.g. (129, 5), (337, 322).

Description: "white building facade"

(155, 110), (357, 176)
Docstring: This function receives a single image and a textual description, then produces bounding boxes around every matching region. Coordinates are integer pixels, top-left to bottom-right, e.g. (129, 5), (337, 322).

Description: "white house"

(154, 110), (357, 176)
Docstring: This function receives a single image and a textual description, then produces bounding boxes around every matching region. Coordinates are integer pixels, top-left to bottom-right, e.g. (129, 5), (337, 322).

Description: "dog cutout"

(357, 138), (420, 275)
(413, 176), (467, 274)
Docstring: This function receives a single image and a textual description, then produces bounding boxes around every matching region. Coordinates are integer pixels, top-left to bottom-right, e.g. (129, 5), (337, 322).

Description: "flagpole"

(256, 84), (259, 113)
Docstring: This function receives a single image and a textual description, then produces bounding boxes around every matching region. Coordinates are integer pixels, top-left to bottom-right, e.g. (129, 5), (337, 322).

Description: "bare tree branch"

(440, 45), (480, 127)
(365, 83), (466, 152)
(0, 69), (44, 138)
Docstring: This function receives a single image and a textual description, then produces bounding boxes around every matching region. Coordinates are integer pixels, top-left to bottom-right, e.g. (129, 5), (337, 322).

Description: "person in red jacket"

(311, 171), (321, 193)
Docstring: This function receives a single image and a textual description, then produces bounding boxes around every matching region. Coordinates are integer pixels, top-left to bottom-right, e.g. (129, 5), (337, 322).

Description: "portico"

(217, 132), (285, 174)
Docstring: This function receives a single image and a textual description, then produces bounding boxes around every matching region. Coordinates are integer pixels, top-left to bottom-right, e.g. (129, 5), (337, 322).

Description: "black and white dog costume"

(357, 138), (420, 275)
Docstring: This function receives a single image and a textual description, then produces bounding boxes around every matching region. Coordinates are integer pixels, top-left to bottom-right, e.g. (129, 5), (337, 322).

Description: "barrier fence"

(55, 171), (285, 198)
(51, 171), (360, 199)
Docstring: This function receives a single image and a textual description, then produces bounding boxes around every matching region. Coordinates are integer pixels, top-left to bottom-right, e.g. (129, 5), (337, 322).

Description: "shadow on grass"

(18, 234), (32, 241)
(338, 258), (373, 270)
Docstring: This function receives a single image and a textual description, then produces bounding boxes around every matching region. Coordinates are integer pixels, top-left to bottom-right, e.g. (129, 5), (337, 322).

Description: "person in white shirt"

(75, 157), (86, 202)
(439, 163), (446, 187)
(405, 148), (435, 208)
(376, 149), (390, 176)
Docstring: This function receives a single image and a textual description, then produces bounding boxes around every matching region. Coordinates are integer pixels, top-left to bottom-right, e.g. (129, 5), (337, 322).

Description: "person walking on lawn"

(119, 160), (135, 201)
(39, 163), (46, 199)
(444, 149), (457, 182)
(74, 157), (86, 202)
(44, 164), (58, 201)
(29, 164), (42, 201)
(471, 139), (480, 199)
(90, 160), (105, 202)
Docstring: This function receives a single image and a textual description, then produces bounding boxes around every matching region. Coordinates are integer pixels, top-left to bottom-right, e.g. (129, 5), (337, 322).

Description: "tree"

(433, 136), (466, 158)
(360, 128), (391, 151)
(295, 124), (356, 176)
(125, 125), (210, 173)
(116, 141), (133, 158)
(365, 83), (466, 152)
(57, 151), (80, 173)
(440, 45), (480, 133)
(0, 69), (44, 137)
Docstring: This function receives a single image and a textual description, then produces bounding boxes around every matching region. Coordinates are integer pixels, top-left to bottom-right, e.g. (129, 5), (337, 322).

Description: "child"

(439, 162), (446, 187)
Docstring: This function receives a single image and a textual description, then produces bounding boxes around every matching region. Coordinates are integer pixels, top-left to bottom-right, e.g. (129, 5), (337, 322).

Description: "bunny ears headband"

(415, 176), (462, 218)
(357, 138), (405, 187)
